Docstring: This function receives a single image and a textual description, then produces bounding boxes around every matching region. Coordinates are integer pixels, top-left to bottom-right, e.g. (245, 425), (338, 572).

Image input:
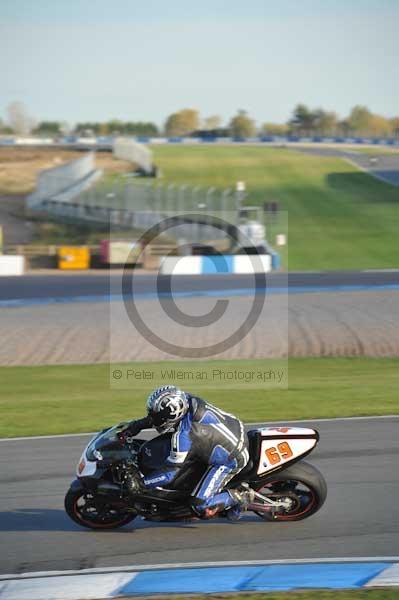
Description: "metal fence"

(33, 177), (263, 245)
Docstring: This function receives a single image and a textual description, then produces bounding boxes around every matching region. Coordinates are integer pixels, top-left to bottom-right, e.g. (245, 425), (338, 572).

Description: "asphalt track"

(292, 146), (399, 186)
(0, 417), (398, 575)
(1, 270), (399, 302)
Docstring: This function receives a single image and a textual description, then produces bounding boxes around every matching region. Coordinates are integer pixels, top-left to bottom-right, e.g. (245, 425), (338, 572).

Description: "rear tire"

(253, 461), (327, 522)
(65, 487), (137, 530)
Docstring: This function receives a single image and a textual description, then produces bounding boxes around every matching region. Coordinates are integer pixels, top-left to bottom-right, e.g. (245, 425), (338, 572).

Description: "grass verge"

(0, 357), (398, 438)
(0, 147), (132, 195)
(150, 145), (399, 271)
(354, 147), (399, 155)
(2, 145), (398, 270)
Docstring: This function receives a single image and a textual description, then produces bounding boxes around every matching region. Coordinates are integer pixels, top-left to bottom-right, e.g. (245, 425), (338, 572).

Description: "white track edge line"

(1, 557), (399, 581)
(0, 414), (398, 442)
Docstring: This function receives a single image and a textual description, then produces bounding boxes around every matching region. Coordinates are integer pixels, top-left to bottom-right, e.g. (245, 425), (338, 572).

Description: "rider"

(122, 385), (254, 519)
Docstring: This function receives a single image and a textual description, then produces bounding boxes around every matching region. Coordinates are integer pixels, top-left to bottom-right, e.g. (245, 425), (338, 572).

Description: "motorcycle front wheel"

(65, 487), (137, 530)
(253, 461), (327, 522)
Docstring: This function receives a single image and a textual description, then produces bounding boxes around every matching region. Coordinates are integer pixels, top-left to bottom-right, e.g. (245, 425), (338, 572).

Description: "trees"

(0, 118), (13, 134)
(203, 115), (222, 130)
(261, 122), (289, 136)
(2, 101), (396, 140)
(344, 106), (391, 136)
(367, 114), (391, 137)
(346, 105), (373, 134)
(228, 110), (256, 138)
(390, 117), (399, 138)
(6, 101), (35, 135)
(105, 120), (124, 135)
(313, 109), (338, 135)
(164, 109), (200, 136)
(73, 120), (159, 136)
(123, 122), (159, 136)
(337, 118), (351, 135)
(33, 121), (62, 136)
(289, 105), (337, 135)
(289, 104), (317, 134)
(75, 122), (102, 135)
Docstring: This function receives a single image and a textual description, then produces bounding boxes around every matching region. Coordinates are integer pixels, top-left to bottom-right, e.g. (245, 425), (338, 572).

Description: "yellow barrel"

(58, 246), (90, 270)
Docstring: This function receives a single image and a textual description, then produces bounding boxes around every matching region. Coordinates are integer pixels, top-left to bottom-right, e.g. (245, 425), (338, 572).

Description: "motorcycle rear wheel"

(65, 488), (137, 530)
(253, 461), (327, 522)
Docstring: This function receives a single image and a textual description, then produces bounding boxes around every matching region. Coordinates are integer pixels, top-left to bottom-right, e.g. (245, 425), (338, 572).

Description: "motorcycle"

(64, 423), (327, 529)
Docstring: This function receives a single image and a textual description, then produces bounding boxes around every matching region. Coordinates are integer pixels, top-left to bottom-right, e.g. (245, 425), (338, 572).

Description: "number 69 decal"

(265, 441), (293, 465)
(258, 432), (318, 475)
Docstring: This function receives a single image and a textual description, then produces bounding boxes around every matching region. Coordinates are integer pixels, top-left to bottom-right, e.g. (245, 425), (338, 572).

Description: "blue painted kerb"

(1, 281), (399, 309)
(202, 255), (233, 274)
(118, 562), (390, 595)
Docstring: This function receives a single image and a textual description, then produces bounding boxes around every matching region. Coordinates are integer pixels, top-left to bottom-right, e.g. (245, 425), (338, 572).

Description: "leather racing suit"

(127, 395), (249, 516)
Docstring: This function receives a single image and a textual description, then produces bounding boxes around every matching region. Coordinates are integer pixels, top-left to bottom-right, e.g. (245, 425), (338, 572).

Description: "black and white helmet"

(146, 386), (188, 432)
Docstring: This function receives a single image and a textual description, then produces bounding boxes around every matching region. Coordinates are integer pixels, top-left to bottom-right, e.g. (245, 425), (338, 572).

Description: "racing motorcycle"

(64, 423), (327, 529)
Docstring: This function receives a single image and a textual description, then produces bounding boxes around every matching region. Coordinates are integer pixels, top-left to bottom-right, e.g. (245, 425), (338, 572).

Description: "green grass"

(354, 147), (399, 155)
(164, 591), (398, 600)
(149, 145), (399, 271)
(0, 357), (398, 438)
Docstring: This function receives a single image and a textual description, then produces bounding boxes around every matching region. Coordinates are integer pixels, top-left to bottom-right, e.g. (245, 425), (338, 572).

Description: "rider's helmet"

(146, 385), (188, 433)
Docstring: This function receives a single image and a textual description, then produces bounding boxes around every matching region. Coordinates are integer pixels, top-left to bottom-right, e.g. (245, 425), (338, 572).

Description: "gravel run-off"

(0, 289), (398, 365)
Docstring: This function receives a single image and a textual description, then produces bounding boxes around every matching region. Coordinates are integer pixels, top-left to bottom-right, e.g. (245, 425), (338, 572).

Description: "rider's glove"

(118, 430), (134, 445)
(118, 417), (150, 444)
(127, 416), (153, 436)
(126, 421), (145, 436)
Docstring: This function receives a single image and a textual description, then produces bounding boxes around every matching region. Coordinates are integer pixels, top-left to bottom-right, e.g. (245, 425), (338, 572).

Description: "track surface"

(1, 270), (399, 302)
(0, 417), (398, 575)
(292, 146), (399, 186)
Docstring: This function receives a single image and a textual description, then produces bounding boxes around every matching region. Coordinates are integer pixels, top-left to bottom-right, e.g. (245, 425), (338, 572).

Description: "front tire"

(65, 487), (137, 530)
(254, 461), (327, 521)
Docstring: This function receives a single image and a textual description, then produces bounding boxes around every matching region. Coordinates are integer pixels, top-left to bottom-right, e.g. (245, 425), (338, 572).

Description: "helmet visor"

(149, 407), (170, 428)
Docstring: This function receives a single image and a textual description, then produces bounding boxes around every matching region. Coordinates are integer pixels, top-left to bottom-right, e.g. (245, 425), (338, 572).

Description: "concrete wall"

(159, 254), (273, 275)
(27, 153), (100, 209)
(0, 255), (25, 276)
(113, 138), (153, 174)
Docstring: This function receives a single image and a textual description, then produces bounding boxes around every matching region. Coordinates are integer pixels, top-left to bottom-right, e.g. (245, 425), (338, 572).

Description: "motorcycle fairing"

(254, 427), (319, 475)
(75, 424), (319, 497)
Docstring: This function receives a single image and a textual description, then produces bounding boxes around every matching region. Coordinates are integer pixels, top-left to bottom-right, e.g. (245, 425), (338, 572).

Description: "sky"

(0, 0), (398, 128)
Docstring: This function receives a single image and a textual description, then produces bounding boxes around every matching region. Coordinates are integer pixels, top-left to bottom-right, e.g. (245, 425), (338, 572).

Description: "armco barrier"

(0, 559), (398, 599)
(0, 255), (24, 276)
(159, 254), (273, 275)
(27, 153), (102, 211)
